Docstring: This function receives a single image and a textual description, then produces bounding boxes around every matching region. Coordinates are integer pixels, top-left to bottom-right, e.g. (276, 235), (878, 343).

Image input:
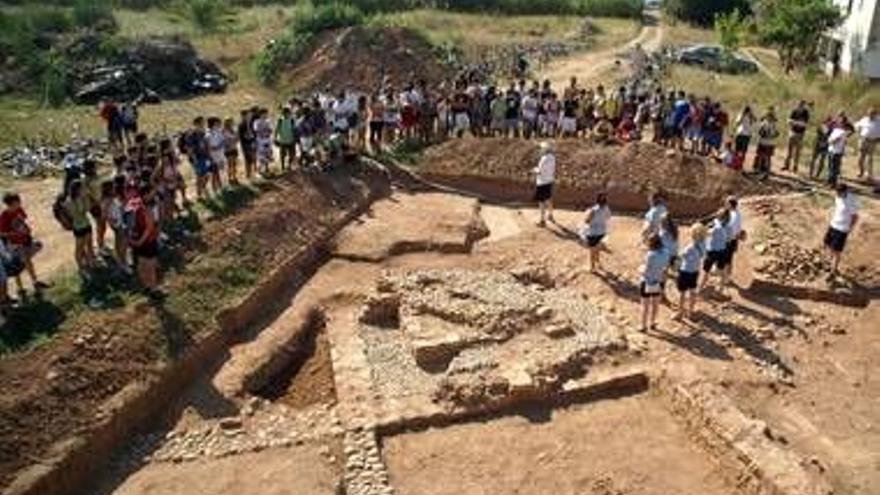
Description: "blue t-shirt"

(672, 99), (690, 127)
(706, 219), (729, 253)
(644, 204), (667, 235)
(660, 228), (678, 260)
(642, 249), (669, 285)
(679, 242), (705, 273)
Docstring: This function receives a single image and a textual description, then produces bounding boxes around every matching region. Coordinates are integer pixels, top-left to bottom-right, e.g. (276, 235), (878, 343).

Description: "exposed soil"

(286, 26), (448, 93)
(419, 138), (783, 216)
(103, 444), (340, 495)
(256, 324), (338, 409)
(383, 394), (733, 495)
(0, 164), (388, 490)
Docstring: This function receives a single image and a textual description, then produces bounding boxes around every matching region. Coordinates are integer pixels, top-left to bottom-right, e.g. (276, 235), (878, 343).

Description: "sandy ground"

(384, 395), (732, 495)
(102, 446), (339, 495)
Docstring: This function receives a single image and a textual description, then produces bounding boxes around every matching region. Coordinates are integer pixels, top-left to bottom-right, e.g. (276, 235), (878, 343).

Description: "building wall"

(831, 0), (880, 77)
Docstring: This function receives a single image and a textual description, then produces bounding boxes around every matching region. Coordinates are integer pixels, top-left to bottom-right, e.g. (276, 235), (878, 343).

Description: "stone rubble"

(135, 401), (343, 465)
(343, 428), (396, 495)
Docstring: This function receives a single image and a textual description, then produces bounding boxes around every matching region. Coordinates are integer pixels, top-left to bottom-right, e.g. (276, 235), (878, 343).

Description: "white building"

(823, 0), (880, 78)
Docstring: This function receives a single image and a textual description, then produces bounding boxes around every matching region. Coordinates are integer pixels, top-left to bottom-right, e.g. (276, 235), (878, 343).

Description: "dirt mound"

(286, 26), (447, 92)
(420, 138), (778, 216)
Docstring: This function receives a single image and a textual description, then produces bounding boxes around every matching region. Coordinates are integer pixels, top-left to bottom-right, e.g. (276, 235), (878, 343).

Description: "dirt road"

(541, 12), (665, 89)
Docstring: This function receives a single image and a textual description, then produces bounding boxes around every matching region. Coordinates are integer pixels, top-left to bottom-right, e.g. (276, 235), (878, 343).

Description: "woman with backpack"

(1, 192), (49, 298)
(64, 180), (96, 276)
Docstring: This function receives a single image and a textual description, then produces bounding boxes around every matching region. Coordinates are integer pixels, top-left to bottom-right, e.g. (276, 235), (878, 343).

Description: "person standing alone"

(823, 183), (858, 278)
(534, 141), (556, 227)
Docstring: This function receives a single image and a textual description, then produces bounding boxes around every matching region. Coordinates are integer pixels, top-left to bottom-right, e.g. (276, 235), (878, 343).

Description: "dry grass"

(370, 9), (638, 55)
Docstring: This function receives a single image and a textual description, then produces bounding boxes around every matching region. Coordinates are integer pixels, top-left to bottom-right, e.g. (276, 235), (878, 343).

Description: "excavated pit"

(254, 319), (338, 409)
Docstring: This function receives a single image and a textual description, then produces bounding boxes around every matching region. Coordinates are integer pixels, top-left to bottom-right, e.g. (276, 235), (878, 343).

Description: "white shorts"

(210, 152), (227, 170)
(561, 117), (577, 133)
(454, 113), (470, 131)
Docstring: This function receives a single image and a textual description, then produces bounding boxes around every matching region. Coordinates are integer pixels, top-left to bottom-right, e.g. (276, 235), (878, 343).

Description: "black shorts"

(824, 227), (848, 253)
(586, 234), (605, 247)
(534, 183), (554, 202)
(726, 239), (739, 262)
(132, 240), (159, 259)
(73, 226), (92, 239)
(124, 122), (138, 134)
(639, 281), (662, 298)
(703, 250), (729, 272)
(677, 271), (699, 292)
(734, 135), (750, 153)
(369, 121), (384, 134)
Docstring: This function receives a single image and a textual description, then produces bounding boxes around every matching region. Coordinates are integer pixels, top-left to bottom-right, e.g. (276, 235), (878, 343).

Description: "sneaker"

(34, 281), (51, 290)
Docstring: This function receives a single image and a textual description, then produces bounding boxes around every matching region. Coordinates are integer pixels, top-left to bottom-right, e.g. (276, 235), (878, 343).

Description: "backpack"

(52, 194), (74, 232)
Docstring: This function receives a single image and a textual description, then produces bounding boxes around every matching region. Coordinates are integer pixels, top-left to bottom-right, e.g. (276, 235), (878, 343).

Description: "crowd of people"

(0, 71), (875, 315)
(530, 140), (862, 332)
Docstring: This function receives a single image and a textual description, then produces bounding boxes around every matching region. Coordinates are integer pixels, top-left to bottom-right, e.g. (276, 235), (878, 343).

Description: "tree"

(664, 0), (750, 27)
(714, 9), (747, 53)
(756, 0), (841, 73)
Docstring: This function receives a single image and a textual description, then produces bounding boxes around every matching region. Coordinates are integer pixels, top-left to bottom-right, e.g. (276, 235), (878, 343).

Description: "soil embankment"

(420, 138), (777, 216)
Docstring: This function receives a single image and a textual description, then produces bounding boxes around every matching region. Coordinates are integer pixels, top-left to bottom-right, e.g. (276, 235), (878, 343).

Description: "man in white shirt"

(724, 196), (744, 278)
(824, 184), (859, 276)
(533, 141), (556, 227)
(855, 108), (879, 179)
(826, 121), (850, 186)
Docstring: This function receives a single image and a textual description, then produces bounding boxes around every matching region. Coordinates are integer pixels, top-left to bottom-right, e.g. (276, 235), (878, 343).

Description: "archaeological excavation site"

(3, 142), (877, 495)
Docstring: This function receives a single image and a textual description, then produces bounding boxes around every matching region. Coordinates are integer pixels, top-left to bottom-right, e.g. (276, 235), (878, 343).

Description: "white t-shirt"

(855, 116), (880, 140)
(587, 204), (611, 236)
(828, 127), (848, 155)
(830, 193), (858, 233)
(535, 153), (556, 186)
(728, 208), (742, 239)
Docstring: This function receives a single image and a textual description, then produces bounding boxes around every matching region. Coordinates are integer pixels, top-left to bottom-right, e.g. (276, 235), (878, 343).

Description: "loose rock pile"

(0, 139), (110, 177)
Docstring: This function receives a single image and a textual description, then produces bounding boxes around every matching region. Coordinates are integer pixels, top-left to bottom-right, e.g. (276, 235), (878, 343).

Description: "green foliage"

(756, 0), (841, 72)
(72, 0), (117, 30)
(665, 0), (750, 26)
(172, 0), (235, 33)
(256, 1), (365, 85)
(714, 9), (746, 53)
(39, 51), (70, 107)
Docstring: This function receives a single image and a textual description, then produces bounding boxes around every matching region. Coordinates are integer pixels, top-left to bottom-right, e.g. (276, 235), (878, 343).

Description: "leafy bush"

(665, 0), (750, 26)
(72, 0), (117, 30)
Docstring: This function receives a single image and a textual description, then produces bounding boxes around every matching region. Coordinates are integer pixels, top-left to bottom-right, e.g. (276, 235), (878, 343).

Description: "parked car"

(674, 44), (759, 74)
(644, 0), (662, 9)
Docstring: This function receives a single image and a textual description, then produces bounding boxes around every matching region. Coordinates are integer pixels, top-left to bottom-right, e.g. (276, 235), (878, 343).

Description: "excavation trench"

(87, 190), (832, 495)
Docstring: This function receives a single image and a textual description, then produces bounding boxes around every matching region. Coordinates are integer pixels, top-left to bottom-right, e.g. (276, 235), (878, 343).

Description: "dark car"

(675, 44), (759, 74)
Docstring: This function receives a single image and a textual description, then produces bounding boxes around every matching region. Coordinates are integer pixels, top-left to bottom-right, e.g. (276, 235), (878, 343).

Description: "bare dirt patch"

(383, 394), (734, 495)
(255, 323), (338, 409)
(419, 138), (781, 216)
(105, 444), (340, 495)
(286, 26), (447, 92)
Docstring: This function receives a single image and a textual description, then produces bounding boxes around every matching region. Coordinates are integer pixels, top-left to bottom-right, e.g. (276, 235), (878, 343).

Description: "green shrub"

(665, 0), (750, 26)
(72, 0), (117, 30)
(18, 5), (74, 34)
(173, 0), (235, 33)
(292, 1), (365, 33)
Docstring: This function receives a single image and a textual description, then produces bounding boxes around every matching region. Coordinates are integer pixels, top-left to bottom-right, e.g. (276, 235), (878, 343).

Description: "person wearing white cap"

(534, 141), (556, 226)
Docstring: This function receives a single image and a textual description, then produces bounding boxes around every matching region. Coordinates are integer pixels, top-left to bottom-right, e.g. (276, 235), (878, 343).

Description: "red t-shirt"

(0, 208), (31, 246)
